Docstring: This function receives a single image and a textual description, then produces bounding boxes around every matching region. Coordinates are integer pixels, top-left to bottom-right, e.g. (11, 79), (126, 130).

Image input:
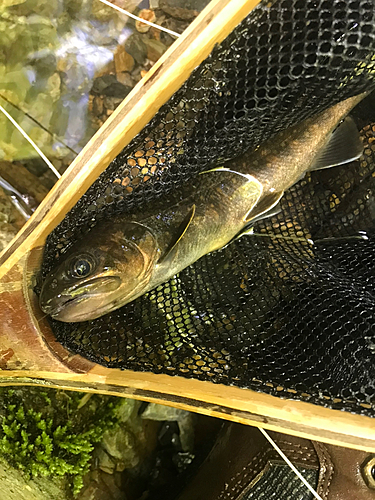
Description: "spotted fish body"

(40, 93), (365, 322)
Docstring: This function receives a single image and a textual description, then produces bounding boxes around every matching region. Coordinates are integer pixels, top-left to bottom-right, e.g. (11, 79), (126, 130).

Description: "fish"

(39, 93), (366, 322)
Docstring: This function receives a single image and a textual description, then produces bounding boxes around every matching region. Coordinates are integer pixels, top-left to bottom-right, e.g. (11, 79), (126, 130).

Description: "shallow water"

(0, 0), (208, 164)
(0, 0), (206, 247)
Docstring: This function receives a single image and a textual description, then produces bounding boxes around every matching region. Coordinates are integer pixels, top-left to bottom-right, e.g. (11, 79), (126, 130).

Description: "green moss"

(0, 388), (123, 496)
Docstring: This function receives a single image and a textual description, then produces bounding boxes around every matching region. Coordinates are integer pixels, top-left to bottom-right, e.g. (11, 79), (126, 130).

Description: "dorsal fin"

(245, 191), (284, 223)
(310, 116), (363, 171)
(159, 205), (196, 264)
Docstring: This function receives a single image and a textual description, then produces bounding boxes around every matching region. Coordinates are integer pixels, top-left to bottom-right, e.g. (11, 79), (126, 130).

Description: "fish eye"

(71, 257), (95, 278)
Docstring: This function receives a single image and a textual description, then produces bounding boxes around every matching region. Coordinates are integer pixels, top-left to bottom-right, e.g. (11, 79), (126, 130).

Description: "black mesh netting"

(241, 465), (317, 500)
(40, 0), (375, 416)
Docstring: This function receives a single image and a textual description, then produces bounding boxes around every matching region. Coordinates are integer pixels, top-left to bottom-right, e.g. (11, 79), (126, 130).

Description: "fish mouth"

(46, 295), (82, 319)
(49, 296), (108, 322)
(40, 276), (122, 322)
(42, 290), (95, 319)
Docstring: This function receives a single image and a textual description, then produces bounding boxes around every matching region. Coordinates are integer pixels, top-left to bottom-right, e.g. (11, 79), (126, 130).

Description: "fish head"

(39, 220), (158, 322)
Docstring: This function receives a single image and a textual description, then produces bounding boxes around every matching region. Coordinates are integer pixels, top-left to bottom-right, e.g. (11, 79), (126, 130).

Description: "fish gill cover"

(41, 0), (375, 415)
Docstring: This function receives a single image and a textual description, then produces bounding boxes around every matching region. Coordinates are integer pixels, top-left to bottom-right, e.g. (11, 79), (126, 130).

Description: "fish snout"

(39, 291), (74, 317)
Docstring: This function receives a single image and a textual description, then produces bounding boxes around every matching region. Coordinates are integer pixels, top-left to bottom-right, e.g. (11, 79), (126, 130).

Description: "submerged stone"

(124, 33), (148, 65)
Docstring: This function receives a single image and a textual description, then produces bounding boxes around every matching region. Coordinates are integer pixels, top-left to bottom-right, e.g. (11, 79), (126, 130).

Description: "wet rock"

(160, 0), (211, 20)
(144, 38), (167, 62)
(95, 448), (117, 475)
(98, 399), (142, 472)
(92, 96), (104, 118)
(103, 95), (127, 112)
(161, 0), (211, 10)
(38, 171), (58, 190)
(96, 400), (140, 473)
(10, 0), (60, 18)
(95, 59), (116, 79)
(141, 404), (190, 422)
(29, 53), (57, 79)
(135, 9), (156, 34)
(149, 24), (162, 41)
(178, 413), (195, 452)
(116, 72), (134, 88)
(100, 427), (139, 472)
(22, 157), (49, 178)
(142, 403), (195, 452)
(78, 456), (128, 500)
(159, 17), (189, 43)
(46, 72), (61, 102)
(92, 75), (131, 99)
(96, 400), (160, 476)
(92, 0), (139, 23)
(130, 66), (143, 84)
(91, 0), (119, 22)
(124, 33), (148, 65)
(114, 45), (135, 73)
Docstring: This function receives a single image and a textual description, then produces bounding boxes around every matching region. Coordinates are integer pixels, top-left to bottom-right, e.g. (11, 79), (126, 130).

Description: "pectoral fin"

(310, 116), (363, 171)
(245, 191), (284, 223)
(159, 205), (196, 264)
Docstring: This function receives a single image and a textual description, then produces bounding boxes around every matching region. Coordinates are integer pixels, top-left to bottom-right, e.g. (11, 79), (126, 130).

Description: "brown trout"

(40, 93), (365, 322)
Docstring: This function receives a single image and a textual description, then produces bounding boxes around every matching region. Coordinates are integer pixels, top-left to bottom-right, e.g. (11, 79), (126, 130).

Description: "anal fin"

(310, 116), (363, 171)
